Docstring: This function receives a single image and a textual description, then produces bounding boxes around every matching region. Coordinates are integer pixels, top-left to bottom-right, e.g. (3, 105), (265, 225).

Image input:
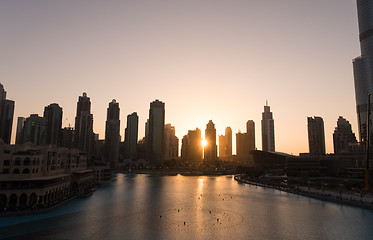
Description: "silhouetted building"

(181, 128), (203, 164)
(236, 120), (256, 160)
(333, 116), (357, 154)
(246, 120), (256, 151)
(261, 103), (275, 152)
(147, 100), (165, 164)
(236, 131), (247, 159)
(0, 83), (14, 144)
(137, 137), (147, 160)
(22, 114), (48, 145)
(204, 120), (217, 165)
(60, 127), (74, 149)
(308, 116), (326, 155)
(124, 112), (138, 160)
(93, 138), (105, 163)
(105, 99), (120, 168)
(15, 117), (25, 145)
(164, 124), (179, 160)
(44, 103), (63, 146)
(219, 127), (232, 158)
(74, 93), (94, 157)
(353, 0), (373, 143)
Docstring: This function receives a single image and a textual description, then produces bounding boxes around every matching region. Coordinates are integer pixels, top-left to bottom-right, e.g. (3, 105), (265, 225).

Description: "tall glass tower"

(353, 0), (373, 143)
(261, 102), (275, 152)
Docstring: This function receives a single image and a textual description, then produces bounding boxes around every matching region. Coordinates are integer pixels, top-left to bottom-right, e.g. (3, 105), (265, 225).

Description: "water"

(1, 173), (373, 240)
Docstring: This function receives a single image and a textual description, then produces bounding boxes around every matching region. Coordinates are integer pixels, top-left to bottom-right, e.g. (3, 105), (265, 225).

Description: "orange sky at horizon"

(0, 0), (360, 155)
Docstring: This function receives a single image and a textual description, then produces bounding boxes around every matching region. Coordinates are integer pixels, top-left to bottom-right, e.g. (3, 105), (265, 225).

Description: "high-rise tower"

(22, 114), (48, 145)
(181, 128), (203, 164)
(246, 120), (256, 151)
(147, 100), (165, 164)
(204, 120), (217, 165)
(308, 116), (326, 155)
(105, 99), (120, 168)
(0, 83), (14, 144)
(333, 116), (357, 154)
(124, 112), (138, 160)
(15, 117), (25, 145)
(44, 103), (63, 146)
(261, 102), (275, 152)
(219, 127), (232, 158)
(74, 92), (94, 156)
(164, 124), (179, 160)
(353, 0), (373, 143)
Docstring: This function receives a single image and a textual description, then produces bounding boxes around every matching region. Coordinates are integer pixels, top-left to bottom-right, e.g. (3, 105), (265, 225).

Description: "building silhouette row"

(307, 115), (359, 156)
(1, 82), (282, 168)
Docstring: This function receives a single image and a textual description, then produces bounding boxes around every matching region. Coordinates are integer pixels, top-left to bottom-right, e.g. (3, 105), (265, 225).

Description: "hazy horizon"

(0, 0), (360, 155)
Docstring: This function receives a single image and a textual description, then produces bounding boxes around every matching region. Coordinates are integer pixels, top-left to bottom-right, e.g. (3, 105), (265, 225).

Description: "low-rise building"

(0, 141), (95, 212)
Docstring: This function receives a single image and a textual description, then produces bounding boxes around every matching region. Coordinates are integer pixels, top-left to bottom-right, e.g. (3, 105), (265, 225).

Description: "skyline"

(0, 0), (360, 154)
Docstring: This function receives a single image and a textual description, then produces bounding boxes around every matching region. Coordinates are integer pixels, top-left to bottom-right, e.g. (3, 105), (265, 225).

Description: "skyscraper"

(204, 120), (217, 165)
(353, 0), (373, 143)
(236, 120), (256, 160)
(147, 100), (165, 164)
(124, 112), (138, 160)
(307, 116), (326, 155)
(22, 114), (48, 145)
(0, 83), (14, 144)
(15, 117), (25, 145)
(44, 103), (63, 146)
(246, 120), (256, 151)
(219, 127), (232, 158)
(164, 124), (179, 160)
(105, 99), (120, 168)
(60, 127), (74, 149)
(181, 128), (203, 164)
(236, 131), (247, 159)
(74, 93), (94, 156)
(261, 102), (275, 152)
(333, 116), (357, 154)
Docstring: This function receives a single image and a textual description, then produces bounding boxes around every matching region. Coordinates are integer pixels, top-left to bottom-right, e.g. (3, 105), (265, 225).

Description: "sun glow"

(202, 139), (207, 147)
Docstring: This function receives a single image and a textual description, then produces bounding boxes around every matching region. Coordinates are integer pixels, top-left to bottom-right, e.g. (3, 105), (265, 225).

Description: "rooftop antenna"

(266, 100), (268, 106)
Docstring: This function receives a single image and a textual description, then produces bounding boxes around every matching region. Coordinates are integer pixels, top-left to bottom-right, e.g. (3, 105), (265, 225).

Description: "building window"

(24, 158), (31, 165)
(15, 158), (21, 165)
(3, 160), (10, 166)
(3, 169), (9, 174)
(12, 169), (20, 174)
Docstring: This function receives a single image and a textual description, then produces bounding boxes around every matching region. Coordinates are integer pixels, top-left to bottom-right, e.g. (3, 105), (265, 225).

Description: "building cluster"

(0, 141), (96, 212)
(236, 120), (256, 161)
(180, 105), (275, 168)
(306, 115), (360, 156)
(0, 82), (281, 171)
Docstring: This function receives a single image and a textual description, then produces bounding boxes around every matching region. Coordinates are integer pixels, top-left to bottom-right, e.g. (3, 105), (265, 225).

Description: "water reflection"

(1, 174), (373, 239)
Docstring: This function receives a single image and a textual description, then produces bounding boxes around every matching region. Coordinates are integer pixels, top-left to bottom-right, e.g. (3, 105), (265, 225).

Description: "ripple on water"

(137, 206), (244, 232)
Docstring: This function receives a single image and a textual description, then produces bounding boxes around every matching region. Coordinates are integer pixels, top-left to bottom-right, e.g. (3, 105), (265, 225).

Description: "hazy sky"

(0, 0), (360, 155)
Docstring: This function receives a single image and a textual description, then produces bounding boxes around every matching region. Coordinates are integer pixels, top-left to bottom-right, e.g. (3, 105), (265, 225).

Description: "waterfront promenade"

(234, 175), (373, 209)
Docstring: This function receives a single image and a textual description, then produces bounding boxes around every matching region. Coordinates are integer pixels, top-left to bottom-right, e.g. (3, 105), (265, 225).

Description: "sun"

(202, 139), (208, 147)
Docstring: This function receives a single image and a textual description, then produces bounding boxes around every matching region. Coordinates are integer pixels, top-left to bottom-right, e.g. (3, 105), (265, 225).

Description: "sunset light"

(202, 139), (208, 147)
(0, 1), (372, 239)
